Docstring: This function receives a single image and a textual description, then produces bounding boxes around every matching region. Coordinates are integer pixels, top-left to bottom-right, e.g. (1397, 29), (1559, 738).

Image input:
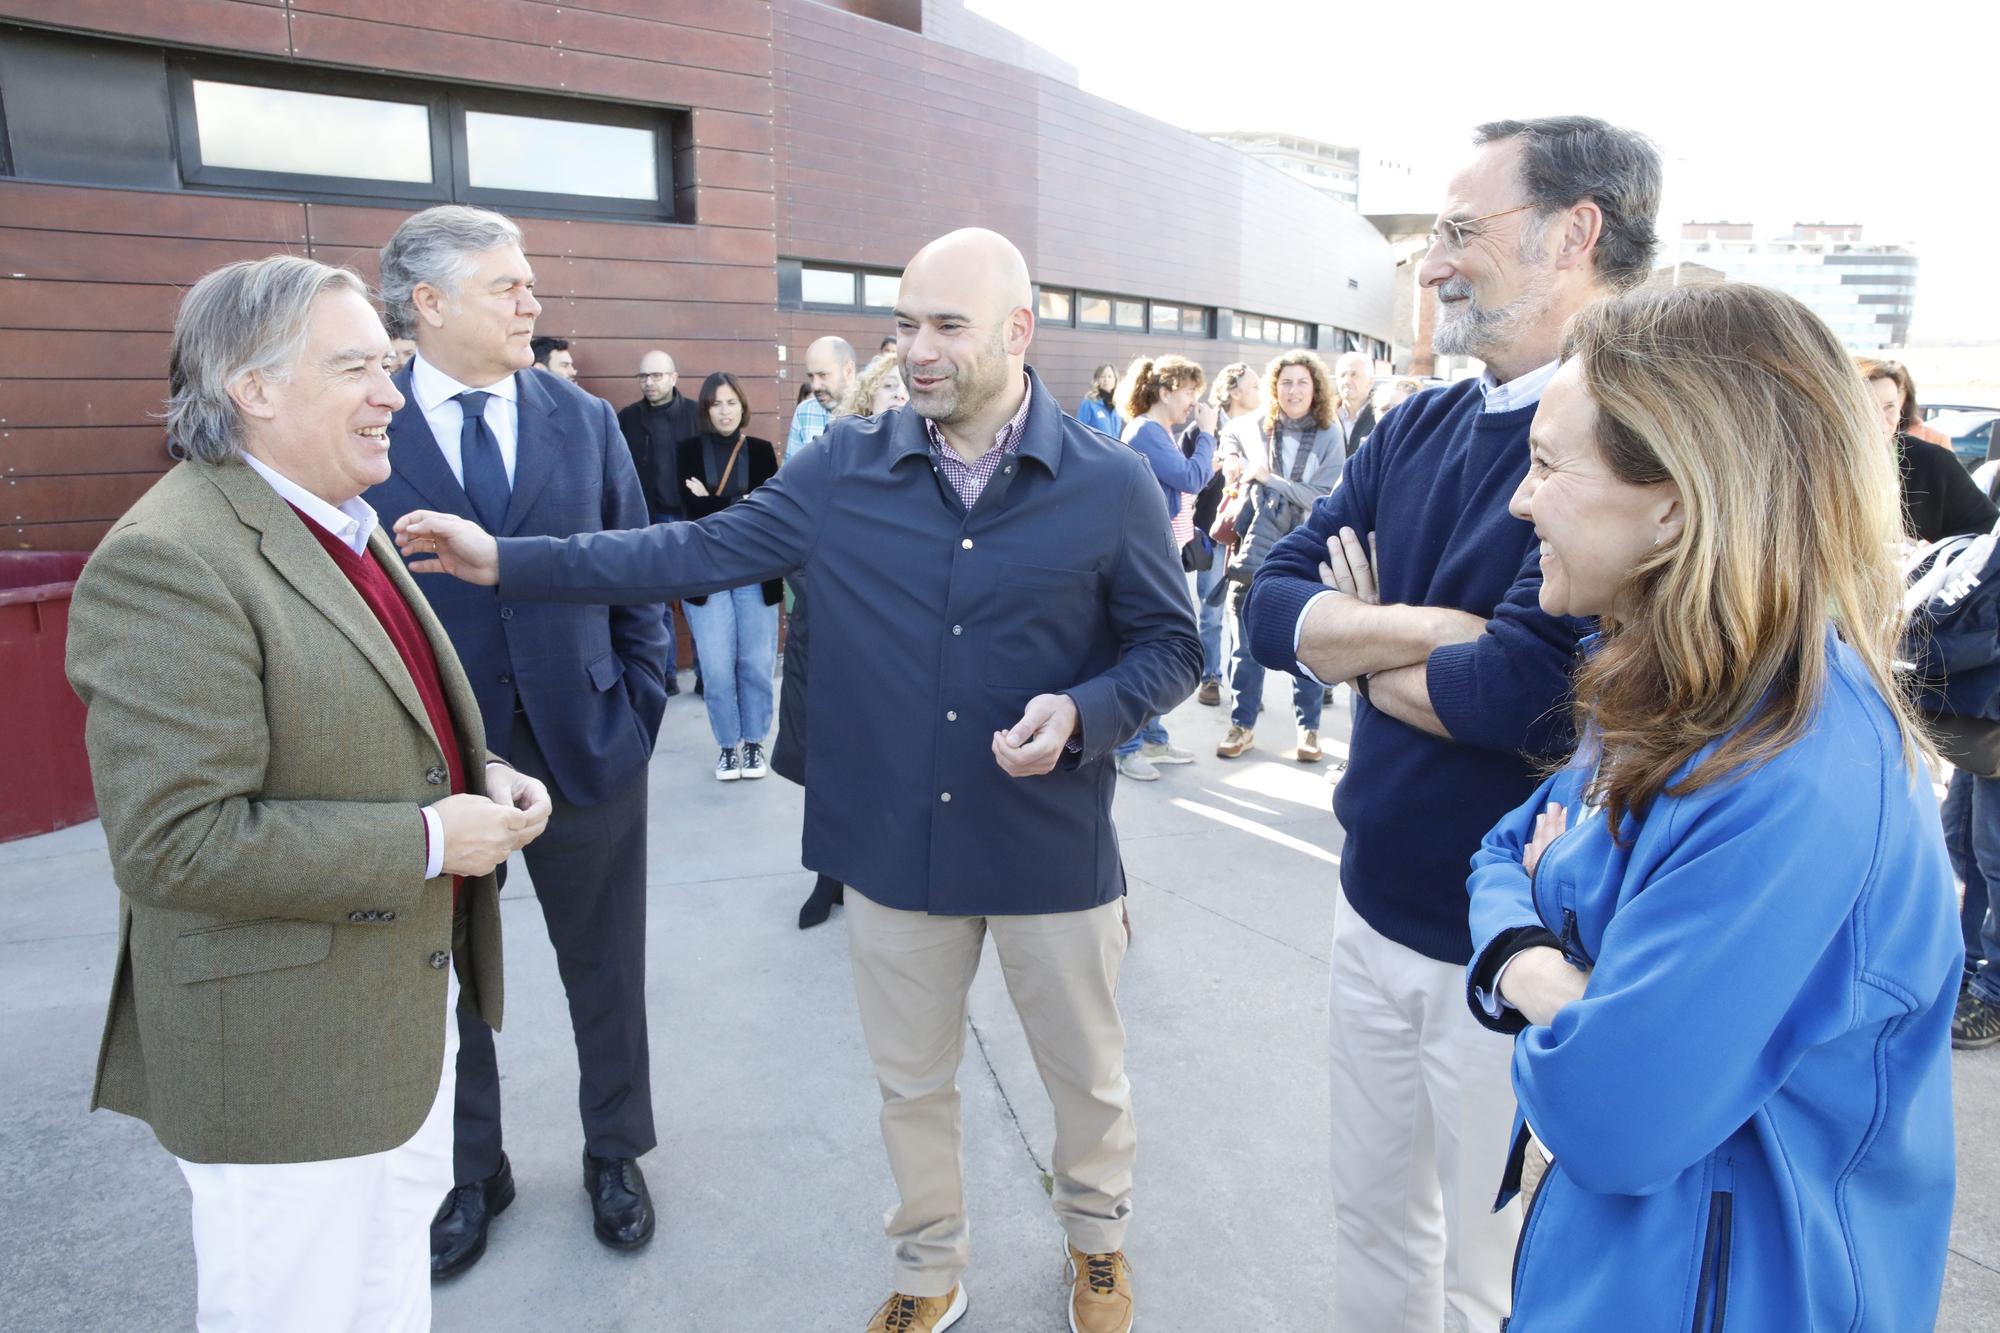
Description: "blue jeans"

(1195, 552), (1227, 683)
(1228, 586), (1323, 731)
(684, 584), (778, 749)
(1944, 768), (2000, 1002)
(1116, 716), (1171, 759)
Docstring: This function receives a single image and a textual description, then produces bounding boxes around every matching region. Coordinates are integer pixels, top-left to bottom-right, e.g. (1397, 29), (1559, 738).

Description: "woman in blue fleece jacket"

(1465, 283), (1959, 1331)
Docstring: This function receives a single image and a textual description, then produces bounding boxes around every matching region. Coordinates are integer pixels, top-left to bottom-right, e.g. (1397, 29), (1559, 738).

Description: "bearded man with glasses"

(1244, 116), (1663, 1333)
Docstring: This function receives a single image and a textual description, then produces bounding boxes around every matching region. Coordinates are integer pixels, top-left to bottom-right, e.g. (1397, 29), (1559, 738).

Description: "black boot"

(798, 874), (845, 930)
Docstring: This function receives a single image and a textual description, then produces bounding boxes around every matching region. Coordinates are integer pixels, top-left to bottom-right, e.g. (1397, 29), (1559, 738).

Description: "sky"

(966, 0), (1991, 344)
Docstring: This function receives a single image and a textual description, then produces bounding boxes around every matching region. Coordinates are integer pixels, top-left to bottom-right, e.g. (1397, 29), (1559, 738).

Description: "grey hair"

(378, 205), (524, 338)
(165, 256), (370, 465)
(1473, 116), (1663, 292)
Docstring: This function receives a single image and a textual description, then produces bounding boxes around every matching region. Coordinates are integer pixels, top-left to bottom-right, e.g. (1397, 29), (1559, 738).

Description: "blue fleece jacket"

(1123, 418), (1212, 521)
(1245, 380), (1584, 963)
(1467, 635), (1959, 1332)
(1077, 395), (1123, 440)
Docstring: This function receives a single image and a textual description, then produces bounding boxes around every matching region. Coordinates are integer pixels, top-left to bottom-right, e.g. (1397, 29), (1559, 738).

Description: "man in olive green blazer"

(64, 256), (549, 1332)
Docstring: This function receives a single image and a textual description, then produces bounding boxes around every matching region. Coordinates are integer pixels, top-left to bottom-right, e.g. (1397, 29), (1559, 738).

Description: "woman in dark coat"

(676, 372), (782, 782)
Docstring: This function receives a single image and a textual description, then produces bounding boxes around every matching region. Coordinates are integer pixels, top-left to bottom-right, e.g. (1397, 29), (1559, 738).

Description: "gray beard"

(1432, 273), (1554, 360)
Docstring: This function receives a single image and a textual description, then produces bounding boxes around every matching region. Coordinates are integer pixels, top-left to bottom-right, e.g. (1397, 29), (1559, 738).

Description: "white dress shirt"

(242, 453), (455, 877)
(1289, 359), (1561, 682)
(410, 351), (520, 487)
(242, 452), (379, 555)
(1478, 359), (1559, 414)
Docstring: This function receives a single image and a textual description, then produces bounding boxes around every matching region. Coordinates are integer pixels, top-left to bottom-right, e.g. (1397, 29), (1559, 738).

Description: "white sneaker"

(1117, 753), (1160, 781)
(740, 741), (768, 778)
(1140, 741), (1194, 765)
(714, 747), (741, 781)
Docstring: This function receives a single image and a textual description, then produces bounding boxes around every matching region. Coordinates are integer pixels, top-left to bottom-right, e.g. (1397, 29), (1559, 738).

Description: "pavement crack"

(1951, 1246), (2000, 1277)
(966, 1014), (1051, 1190)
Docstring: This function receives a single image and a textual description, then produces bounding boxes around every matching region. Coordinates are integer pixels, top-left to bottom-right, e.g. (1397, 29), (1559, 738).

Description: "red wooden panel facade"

(0, 0), (1395, 550)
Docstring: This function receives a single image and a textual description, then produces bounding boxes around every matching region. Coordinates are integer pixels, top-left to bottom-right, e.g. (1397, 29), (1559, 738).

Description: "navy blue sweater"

(1245, 380), (1585, 963)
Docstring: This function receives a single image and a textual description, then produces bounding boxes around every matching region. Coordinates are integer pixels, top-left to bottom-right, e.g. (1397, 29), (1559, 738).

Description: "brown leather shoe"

(1294, 728), (1323, 763)
(1196, 679), (1221, 706)
(865, 1284), (966, 1332)
(1066, 1244), (1133, 1333)
(1215, 724), (1254, 758)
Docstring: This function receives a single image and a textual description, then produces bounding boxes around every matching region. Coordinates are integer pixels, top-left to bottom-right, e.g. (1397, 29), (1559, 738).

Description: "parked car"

(1928, 409), (2000, 469)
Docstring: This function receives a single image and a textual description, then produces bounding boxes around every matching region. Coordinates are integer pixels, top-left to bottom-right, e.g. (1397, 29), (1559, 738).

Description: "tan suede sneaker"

(865, 1284), (966, 1333)
(1294, 728), (1323, 763)
(1215, 724), (1254, 758)
(1065, 1244), (1133, 1333)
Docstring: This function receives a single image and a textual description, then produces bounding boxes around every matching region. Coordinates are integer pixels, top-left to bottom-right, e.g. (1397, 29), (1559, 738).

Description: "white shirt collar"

(1477, 359), (1560, 414)
(241, 452), (379, 556)
(410, 350), (519, 414)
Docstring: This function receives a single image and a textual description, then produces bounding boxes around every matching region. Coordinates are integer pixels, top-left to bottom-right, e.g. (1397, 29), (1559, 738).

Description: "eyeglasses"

(636, 372), (676, 382)
(1427, 203), (1537, 254)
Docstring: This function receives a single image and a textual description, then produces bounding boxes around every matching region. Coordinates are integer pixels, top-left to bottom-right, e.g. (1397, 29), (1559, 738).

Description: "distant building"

(1673, 222), (1918, 350)
(1207, 131), (1361, 210)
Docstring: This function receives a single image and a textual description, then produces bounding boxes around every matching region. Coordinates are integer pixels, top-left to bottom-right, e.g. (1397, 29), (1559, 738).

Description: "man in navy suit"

(364, 205), (671, 1277)
(396, 228), (1197, 1333)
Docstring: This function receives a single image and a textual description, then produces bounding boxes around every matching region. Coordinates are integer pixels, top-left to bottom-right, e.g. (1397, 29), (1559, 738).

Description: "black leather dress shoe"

(431, 1154), (516, 1280)
(583, 1152), (655, 1249)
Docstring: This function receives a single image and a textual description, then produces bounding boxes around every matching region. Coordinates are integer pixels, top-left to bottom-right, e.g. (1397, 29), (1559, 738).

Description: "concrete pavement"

(3, 671), (1998, 1330)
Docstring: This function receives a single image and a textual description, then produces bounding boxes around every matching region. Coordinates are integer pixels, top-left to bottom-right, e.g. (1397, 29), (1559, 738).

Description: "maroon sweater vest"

(291, 508), (468, 893)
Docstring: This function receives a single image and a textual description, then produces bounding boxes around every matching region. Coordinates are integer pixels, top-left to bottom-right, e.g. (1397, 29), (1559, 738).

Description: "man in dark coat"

(396, 228), (1197, 1333)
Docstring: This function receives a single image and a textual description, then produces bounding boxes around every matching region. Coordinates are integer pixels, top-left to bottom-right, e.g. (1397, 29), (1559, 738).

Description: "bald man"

(1333, 350), (1380, 449)
(395, 228), (1197, 1333)
(787, 335), (857, 455)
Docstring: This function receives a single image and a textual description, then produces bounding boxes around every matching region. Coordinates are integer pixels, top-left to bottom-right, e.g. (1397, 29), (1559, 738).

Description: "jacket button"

(381, 911), (395, 922)
(499, 673), (512, 685)
(429, 951), (449, 969)
(348, 910), (368, 923)
(940, 791), (952, 803)
(961, 538), (973, 549)
(951, 625), (962, 636)
(500, 607), (513, 621)
(946, 710), (957, 722)
(425, 765), (446, 785)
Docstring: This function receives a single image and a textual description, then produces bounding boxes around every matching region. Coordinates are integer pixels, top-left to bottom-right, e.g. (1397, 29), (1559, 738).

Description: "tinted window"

(464, 110), (656, 200)
(192, 80), (432, 182)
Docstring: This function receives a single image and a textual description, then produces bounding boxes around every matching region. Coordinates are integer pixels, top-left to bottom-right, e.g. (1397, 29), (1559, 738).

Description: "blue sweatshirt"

(1077, 395), (1123, 440)
(1123, 418), (1212, 521)
(1245, 380), (1584, 963)
(1467, 635), (1959, 1331)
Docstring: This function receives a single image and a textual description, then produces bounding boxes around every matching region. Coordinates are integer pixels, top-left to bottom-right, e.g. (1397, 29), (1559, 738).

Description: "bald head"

(1333, 350), (1373, 412)
(894, 229), (1035, 441)
(806, 336), (857, 409)
(638, 348), (678, 404)
(902, 228), (1033, 327)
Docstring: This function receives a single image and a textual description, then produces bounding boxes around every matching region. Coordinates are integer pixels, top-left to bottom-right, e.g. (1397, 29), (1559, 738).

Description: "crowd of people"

(56, 111), (1989, 1333)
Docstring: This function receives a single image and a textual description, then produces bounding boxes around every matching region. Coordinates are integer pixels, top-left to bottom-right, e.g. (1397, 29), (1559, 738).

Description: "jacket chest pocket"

(980, 561), (1102, 691)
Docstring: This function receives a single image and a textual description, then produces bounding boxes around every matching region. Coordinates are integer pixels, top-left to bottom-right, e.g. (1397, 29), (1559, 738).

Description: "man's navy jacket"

(368, 362), (671, 807)
(496, 368), (1201, 915)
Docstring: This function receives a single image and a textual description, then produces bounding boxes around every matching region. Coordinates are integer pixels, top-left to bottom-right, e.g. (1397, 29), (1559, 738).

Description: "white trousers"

(1327, 890), (1520, 1333)
(176, 970), (458, 1333)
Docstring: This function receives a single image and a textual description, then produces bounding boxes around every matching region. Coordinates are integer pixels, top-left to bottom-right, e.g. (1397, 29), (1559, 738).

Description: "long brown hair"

(1565, 283), (1923, 831)
(1855, 356), (1922, 434)
(1261, 349), (1337, 434)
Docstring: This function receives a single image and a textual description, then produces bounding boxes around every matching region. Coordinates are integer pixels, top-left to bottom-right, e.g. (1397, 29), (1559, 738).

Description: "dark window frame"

(0, 84), (12, 177)
(164, 54), (681, 221)
(1035, 286), (1075, 327)
(784, 260), (906, 314)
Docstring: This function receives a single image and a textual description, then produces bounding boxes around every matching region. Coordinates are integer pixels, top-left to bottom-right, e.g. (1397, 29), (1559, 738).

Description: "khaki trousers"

(845, 888), (1134, 1296)
(1328, 889), (1520, 1333)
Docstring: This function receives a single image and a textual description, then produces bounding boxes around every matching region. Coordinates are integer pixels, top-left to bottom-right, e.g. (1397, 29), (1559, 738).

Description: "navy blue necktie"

(455, 390), (511, 531)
